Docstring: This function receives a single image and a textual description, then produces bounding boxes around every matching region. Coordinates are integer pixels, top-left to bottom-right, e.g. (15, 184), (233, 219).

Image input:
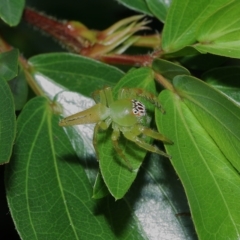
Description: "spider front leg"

(92, 88), (107, 104)
(92, 87), (114, 106)
(140, 126), (173, 144)
(111, 126), (133, 171)
(122, 125), (172, 158)
(103, 87), (114, 106)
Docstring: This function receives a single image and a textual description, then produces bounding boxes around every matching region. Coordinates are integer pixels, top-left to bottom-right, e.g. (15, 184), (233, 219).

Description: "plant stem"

(154, 73), (174, 92)
(23, 8), (85, 53)
(19, 57), (45, 96)
(100, 54), (152, 66)
(0, 35), (44, 96)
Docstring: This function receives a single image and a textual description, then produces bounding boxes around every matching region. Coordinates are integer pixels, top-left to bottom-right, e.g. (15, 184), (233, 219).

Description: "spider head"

(110, 99), (147, 127)
(131, 99), (146, 117)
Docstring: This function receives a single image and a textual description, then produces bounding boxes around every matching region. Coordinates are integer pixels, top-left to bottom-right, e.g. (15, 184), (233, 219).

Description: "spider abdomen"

(109, 99), (144, 127)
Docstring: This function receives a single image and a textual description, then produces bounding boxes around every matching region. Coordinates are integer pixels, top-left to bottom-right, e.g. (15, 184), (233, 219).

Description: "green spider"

(59, 87), (172, 170)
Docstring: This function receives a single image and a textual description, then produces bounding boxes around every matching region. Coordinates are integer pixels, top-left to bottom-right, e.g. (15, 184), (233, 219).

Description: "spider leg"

(118, 88), (128, 99)
(111, 127), (133, 171)
(103, 87), (114, 106)
(122, 126), (171, 158)
(92, 89), (107, 105)
(119, 88), (165, 113)
(139, 126), (173, 144)
(93, 118), (111, 160)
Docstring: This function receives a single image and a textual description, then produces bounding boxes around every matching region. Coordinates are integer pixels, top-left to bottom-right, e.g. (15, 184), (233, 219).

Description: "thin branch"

(23, 8), (86, 53)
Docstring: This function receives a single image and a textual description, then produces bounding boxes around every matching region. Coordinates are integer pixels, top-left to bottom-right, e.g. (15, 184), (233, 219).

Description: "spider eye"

(132, 99), (146, 116)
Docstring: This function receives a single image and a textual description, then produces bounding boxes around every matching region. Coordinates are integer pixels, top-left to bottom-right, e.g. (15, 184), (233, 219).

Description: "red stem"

(100, 54), (153, 66)
(23, 8), (85, 53)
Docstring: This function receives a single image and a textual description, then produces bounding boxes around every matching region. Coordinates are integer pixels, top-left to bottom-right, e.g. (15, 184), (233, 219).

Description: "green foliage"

(152, 58), (190, 80)
(156, 76), (240, 239)
(8, 66), (28, 111)
(0, 0), (25, 26)
(5, 97), (143, 239)
(2, 0), (240, 239)
(195, 1), (240, 57)
(117, 0), (153, 16)
(28, 53), (123, 96)
(0, 76), (16, 164)
(174, 76), (240, 172)
(0, 50), (17, 164)
(145, 0), (171, 22)
(162, 0), (234, 53)
(0, 49), (19, 80)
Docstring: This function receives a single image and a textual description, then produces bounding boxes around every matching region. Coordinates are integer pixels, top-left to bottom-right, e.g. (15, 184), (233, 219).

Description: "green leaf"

(92, 173), (110, 199)
(145, 0), (171, 22)
(117, 0), (152, 15)
(152, 58), (190, 80)
(58, 77), (196, 238)
(124, 152), (196, 239)
(5, 97), (143, 239)
(162, 0), (232, 53)
(0, 0), (25, 26)
(95, 148), (196, 238)
(173, 75), (240, 173)
(29, 53), (124, 185)
(97, 67), (159, 199)
(0, 49), (19, 81)
(8, 66), (28, 111)
(118, 0), (171, 22)
(202, 66), (240, 104)
(163, 46), (200, 58)
(156, 89), (240, 239)
(0, 77), (16, 164)
(29, 53), (124, 97)
(195, 1), (240, 58)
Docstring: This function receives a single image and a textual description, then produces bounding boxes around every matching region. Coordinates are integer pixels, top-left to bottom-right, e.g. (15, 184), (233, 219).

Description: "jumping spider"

(59, 87), (172, 170)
